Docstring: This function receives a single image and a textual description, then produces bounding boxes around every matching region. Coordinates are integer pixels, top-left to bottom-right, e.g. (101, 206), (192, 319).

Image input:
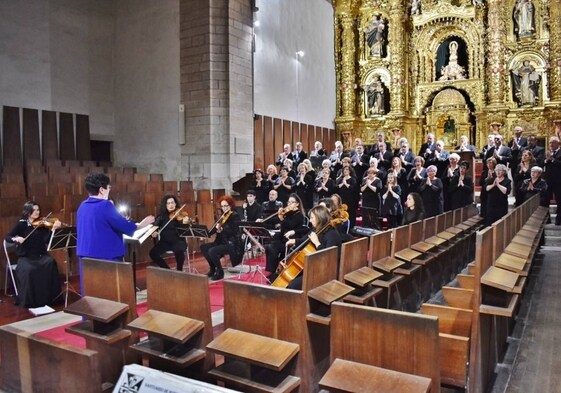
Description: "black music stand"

(177, 224), (209, 274)
(238, 224), (272, 283)
(124, 225), (158, 291)
(49, 226), (78, 307)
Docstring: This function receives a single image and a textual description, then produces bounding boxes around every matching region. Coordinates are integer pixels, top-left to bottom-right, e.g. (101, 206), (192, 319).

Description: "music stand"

(177, 224), (209, 274)
(49, 226), (78, 307)
(239, 224), (272, 283)
(124, 225), (158, 291)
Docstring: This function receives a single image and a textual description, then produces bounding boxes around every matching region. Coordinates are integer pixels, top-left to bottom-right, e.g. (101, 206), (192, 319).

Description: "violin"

(32, 217), (64, 228)
(278, 205), (298, 220)
(169, 208), (190, 222)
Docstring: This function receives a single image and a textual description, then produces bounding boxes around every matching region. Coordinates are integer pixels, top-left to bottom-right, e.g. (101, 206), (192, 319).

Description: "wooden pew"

(324, 302), (440, 392)
(128, 267), (214, 380)
(0, 325), (103, 393)
(369, 230), (405, 309)
(207, 247), (344, 392)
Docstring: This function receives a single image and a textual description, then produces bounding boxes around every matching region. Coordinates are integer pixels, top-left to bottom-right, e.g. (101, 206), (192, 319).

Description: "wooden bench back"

(330, 302), (441, 392)
(302, 246), (339, 293)
(409, 220), (424, 245)
(339, 237), (369, 280)
(390, 225), (410, 255)
(423, 216), (437, 238)
(0, 325), (102, 393)
(369, 230), (392, 263)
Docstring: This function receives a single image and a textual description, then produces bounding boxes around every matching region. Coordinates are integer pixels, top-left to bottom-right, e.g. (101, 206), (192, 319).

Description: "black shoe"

(207, 268), (215, 277)
(211, 270), (224, 281)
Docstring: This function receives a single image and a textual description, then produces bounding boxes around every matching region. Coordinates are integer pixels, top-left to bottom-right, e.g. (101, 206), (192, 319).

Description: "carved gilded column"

(339, 12), (356, 118)
(549, 1), (561, 102)
(389, 0), (406, 114)
(485, 0), (506, 106)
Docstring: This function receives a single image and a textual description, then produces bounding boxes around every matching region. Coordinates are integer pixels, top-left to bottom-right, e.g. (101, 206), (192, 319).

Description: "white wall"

(0, 0), (115, 136)
(112, 0), (182, 178)
(253, 0), (336, 129)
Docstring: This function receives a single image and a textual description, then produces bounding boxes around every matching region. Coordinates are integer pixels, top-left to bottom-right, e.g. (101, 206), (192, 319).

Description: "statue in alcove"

(366, 76), (386, 116)
(511, 60), (540, 106)
(514, 0), (535, 38)
(439, 41), (467, 81)
(444, 116), (456, 134)
(365, 14), (387, 58)
(411, 0), (421, 15)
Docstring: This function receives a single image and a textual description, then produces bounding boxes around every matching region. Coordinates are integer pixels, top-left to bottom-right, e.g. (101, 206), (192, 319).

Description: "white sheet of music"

(123, 224), (158, 244)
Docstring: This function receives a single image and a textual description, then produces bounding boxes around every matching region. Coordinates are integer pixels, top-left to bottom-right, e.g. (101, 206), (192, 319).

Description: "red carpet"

(35, 256), (267, 348)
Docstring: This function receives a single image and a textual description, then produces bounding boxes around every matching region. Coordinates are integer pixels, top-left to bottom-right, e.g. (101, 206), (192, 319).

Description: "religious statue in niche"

(365, 76), (386, 116)
(444, 116), (456, 133)
(411, 0), (421, 15)
(439, 41), (467, 81)
(364, 14), (387, 58)
(511, 60), (540, 106)
(513, 0), (535, 39)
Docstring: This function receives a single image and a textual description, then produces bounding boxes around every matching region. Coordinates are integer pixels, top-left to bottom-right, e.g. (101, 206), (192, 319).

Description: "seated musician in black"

(264, 193), (308, 274)
(282, 205), (342, 290)
(319, 196), (353, 242)
(242, 190), (263, 222)
(6, 201), (61, 308)
(149, 194), (190, 271)
(201, 196), (243, 281)
(260, 189), (284, 229)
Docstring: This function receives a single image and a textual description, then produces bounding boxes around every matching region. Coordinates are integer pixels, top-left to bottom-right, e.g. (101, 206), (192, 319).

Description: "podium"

(177, 224), (210, 273)
(49, 226), (78, 306)
(124, 225), (158, 290)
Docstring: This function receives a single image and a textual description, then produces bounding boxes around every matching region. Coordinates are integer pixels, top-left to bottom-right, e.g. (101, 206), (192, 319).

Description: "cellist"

(282, 205), (342, 290)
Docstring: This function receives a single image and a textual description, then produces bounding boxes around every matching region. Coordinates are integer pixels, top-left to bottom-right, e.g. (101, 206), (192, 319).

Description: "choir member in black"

(264, 194), (308, 274)
(374, 142), (393, 172)
(522, 135), (545, 167)
(364, 157), (387, 184)
(396, 141), (415, 171)
(336, 166), (358, 227)
(294, 163), (314, 210)
(479, 157), (497, 219)
(260, 190), (283, 229)
(390, 156), (408, 197)
(418, 133), (436, 162)
(520, 166), (549, 207)
(242, 190), (263, 222)
(443, 153), (460, 211)
(250, 169), (270, 204)
(149, 195), (190, 271)
(284, 205), (342, 290)
(513, 150), (535, 207)
(484, 164), (512, 226)
(381, 172), (403, 229)
(407, 156), (426, 194)
(351, 144), (369, 180)
(402, 192), (425, 225)
(479, 135), (496, 170)
(5, 202), (61, 307)
(418, 165), (444, 218)
(545, 137), (561, 225)
(449, 161), (474, 210)
(265, 164), (278, 190)
(282, 158), (297, 180)
(274, 167), (294, 205)
(315, 168), (336, 200)
(427, 140), (450, 178)
(361, 168), (383, 229)
(201, 196), (243, 281)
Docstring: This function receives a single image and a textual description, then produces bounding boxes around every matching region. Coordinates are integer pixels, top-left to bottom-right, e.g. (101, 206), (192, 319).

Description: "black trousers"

(265, 240), (286, 273)
(200, 241), (228, 272)
(547, 181), (561, 224)
(149, 240), (186, 271)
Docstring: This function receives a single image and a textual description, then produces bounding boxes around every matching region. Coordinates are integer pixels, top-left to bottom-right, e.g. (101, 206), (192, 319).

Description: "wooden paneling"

(273, 118), (283, 162)
(22, 108), (40, 160)
(3, 106), (22, 165)
(292, 121), (301, 149)
(308, 124), (316, 153)
(59, 112), (75, 160)
(76, 114), (91, 161)
(263, 116), (274, 168)
(300, 124), (309, 152)
(283, 120), (292, 148)
(253, 115), (264, 170)
(42, 110), (58, 162)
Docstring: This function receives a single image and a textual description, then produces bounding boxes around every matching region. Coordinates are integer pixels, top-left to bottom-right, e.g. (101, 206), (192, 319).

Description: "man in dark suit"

(373, 142), (393, 171)
(427, 140), (450, 177)
(492, 135), (512, 167)
(290, 141), (307, 166)
(418, 133), (436, 165)
(545, 137), (561, 225)
(522, 134), (545, 167)
(329, 141), (348, 176)
(508, 125), (528, 167)
(480, 134), (496, 170)
(351, 144), (369, 179)
(242, 190), (264, 222)
(367, 131), (392, 156)
(276, 144), (291, 167)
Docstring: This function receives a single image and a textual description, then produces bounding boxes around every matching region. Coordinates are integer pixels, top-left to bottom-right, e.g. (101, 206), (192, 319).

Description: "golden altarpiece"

(334, 0), (561, 153)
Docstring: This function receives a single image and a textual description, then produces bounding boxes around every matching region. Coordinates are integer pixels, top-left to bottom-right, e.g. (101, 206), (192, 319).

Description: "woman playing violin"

(5, 201), (61, 307)
(200, 196), (243, 281)
(149, 195), (190, 271)
(265, 194), (308, 274)
(283, 205), (342, 290)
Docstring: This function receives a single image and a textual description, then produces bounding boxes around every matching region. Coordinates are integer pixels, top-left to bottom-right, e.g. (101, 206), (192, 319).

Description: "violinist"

(5, 201), (61, 308)
(149, 195), (190, 271)
(200, 196), (243, 281)
(283, 205), (342, 290)
(265, 194), (308, 274)
(242, 190), (263, 222)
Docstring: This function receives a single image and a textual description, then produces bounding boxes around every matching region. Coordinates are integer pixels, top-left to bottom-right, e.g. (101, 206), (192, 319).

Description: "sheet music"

(123, 224), (158, 244)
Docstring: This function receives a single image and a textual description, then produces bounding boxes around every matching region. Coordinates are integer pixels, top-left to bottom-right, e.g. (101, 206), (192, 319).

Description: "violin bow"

(157, 203), (187, 239)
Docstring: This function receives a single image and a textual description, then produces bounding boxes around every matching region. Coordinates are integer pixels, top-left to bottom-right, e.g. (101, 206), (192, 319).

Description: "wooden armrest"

(65, 321), (131, 344)
(207, 328), (299, 371)
(319, 358), (431, 393)
(371, 256), (404, 273)
(128, 309), (204, 344)
(64, 296), (129, 323)
(308, 280), (355, 306)
(344, 267), (383, 287)
(481, 266), (519, 292)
